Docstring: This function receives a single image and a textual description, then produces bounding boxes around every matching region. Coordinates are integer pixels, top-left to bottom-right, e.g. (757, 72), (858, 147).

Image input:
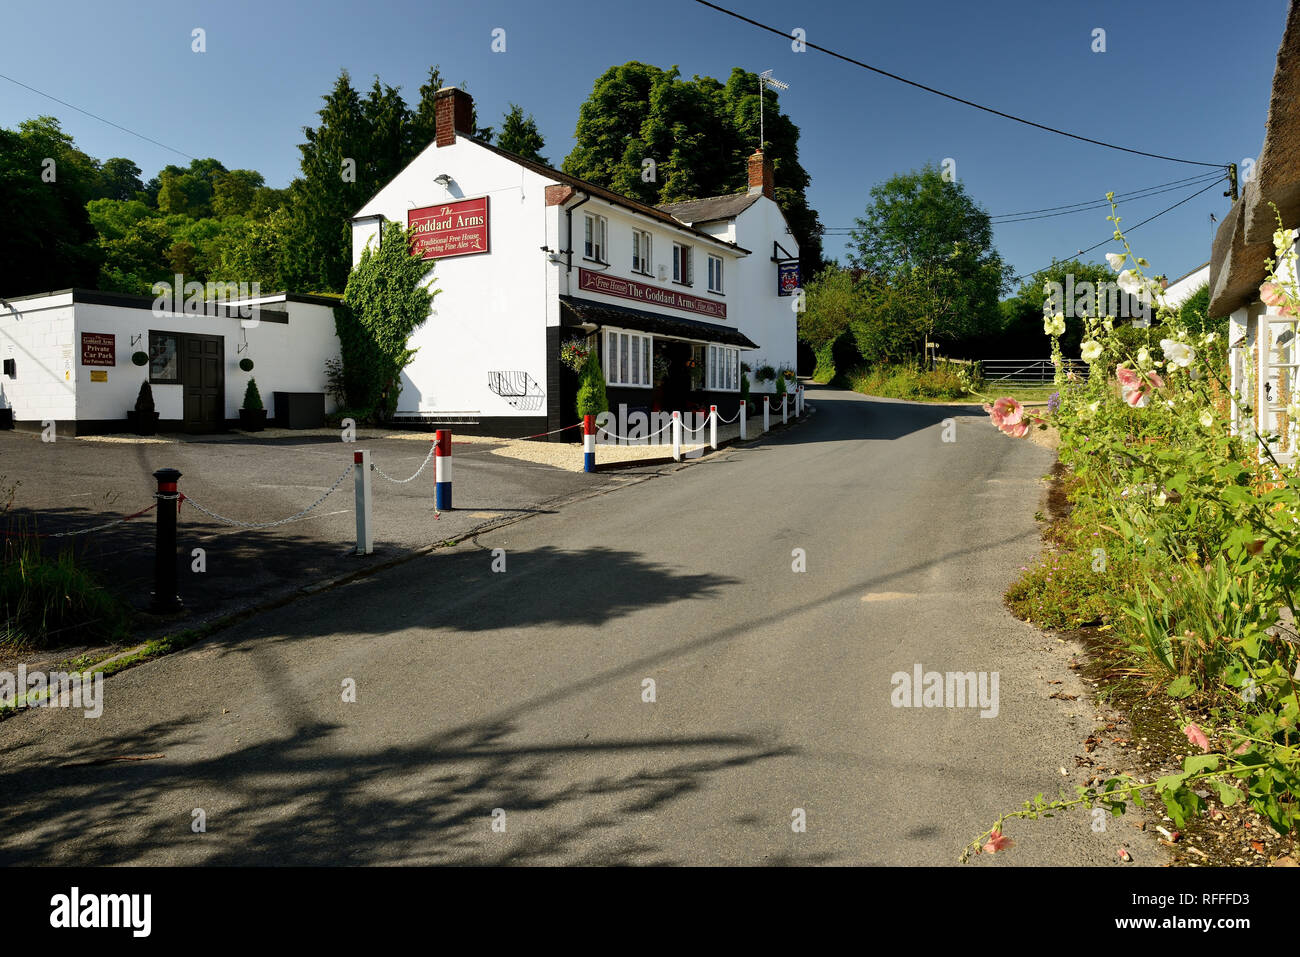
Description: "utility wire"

(694, 0), (1230, 169)
(990, 173), (1226, 224)
(0, 71), (197, 161)
(986, 171), (1223, 220)
(1009, 176), (1227, 283)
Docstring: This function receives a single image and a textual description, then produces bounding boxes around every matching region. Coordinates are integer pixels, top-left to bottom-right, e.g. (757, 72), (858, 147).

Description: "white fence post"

(763, 396), (770, 432)
(739, 400), (747, 440)
(353, 450), (372, 555)
(782, 393), (788, 425)
(672, 411), (682, 462)
(709, 404), (718, 450)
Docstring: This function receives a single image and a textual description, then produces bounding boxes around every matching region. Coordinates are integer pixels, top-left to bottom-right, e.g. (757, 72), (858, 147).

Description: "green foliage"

(1005, 544), (1136, 630)
(496, 104), (547, 163)
(564, 62), (824, 279)
(340, 221), (437, 422)
(774, 374), (786, 397)
(134, 381), (155, 414)
(847, 164), (1010, 352)
(846, 361), (968, 401)
(576, 349), (609, 417)
(1, 532), (130, 650)
(799, 266), (863, 350)
(0, 116), (103, 293)
(242, 378), (263, 411)
(999, 258), (1116, 358)
(812, 341), (836, 384)
(1176, 281), (1223, 338)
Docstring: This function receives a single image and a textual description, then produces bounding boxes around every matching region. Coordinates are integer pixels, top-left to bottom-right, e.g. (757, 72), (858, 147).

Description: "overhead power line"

(988, 171), (1225, 221)
(990, 172), (1226, 224)
(693, 0), (1231, 169)
(1009, 176), (1227, 283)
(0, 71), (197, 161)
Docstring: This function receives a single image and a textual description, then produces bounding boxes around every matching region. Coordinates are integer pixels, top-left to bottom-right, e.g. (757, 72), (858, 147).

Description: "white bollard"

(672, 411), (682, 461)
(782, 393), (788, 425)
(797, 387), (803, 416)
(709, 404), (718, 450)
(353, 449), (373, 555)
(763, 396), (770, 432)
(739, 400), (747, 441)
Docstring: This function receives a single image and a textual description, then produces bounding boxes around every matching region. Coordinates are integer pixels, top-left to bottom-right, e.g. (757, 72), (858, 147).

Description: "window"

(149, 331), (180, 384)
(707, 255), (724, 293)
(672, 243), (693, 285)
(603, 328), (652, 387)
(707, 344), (741, 391)
(632, 230), (652, 274)
(584, 213), (607, 262)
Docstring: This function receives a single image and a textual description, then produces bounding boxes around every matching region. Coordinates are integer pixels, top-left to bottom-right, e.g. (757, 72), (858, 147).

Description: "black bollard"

(151, 467), (182, 613)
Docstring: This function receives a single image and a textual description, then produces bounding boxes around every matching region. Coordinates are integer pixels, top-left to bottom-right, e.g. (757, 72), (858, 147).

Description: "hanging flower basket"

(560, 337), (590, 373)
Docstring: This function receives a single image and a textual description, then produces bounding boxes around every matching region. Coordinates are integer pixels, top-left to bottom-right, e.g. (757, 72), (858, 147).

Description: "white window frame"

(707, 344), (741, 392)
(632, 229), (652, 275)
(603, 328), (652, 388)
(584, 213), (608, 263)
(707, 255), (724, 294)
(673, 243), (693, 285)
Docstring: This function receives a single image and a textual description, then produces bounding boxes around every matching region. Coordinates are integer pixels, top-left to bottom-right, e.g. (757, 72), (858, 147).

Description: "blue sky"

(0, 0), (1287, 284)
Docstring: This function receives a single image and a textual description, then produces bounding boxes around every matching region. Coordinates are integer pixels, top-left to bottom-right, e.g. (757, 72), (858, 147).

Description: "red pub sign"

(578, 268), (726, 320)
(80, 332), (115, 366)
(407, 197), (490, 260)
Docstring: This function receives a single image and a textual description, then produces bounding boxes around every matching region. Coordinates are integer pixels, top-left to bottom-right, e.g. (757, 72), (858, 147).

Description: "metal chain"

(372, 446), (435, 484)
(181, 465), (354, 528)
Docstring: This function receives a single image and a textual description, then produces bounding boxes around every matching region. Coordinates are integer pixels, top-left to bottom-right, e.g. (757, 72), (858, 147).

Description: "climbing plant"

(340, 221), (437, 422)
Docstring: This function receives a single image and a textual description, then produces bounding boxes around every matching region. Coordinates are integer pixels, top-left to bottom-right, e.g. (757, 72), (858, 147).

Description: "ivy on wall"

(338, 221), (437, 422)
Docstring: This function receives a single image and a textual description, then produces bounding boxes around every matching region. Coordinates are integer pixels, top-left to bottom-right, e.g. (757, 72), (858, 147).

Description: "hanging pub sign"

(777, 261), (800, 296)
(80, 332), (115, 366)
(408, 196), (490, 260)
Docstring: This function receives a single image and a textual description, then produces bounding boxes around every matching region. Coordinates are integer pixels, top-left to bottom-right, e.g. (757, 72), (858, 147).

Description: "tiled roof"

(657, 192), (761, 225)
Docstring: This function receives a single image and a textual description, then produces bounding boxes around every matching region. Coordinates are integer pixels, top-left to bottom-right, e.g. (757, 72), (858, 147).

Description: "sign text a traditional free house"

(408, 197), (490, 260)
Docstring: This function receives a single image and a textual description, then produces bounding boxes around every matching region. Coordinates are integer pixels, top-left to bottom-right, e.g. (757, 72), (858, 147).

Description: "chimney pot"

(434, 87), (474, 148)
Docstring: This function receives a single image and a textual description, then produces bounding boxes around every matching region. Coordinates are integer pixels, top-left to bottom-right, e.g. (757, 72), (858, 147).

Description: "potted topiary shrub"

(239, 378), (267, 432)
(127, 381), (159, 436)
(128, 381), (159, 435)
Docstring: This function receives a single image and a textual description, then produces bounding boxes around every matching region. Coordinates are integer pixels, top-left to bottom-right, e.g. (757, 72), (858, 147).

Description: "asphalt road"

(0, 386), (1166, 865)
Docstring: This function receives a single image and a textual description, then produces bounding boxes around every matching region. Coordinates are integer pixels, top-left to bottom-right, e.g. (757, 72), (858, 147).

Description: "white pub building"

(350, 86), (800, 437)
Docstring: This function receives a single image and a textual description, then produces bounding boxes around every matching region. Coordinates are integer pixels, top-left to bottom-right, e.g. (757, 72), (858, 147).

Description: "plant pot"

(127, 410), (159, 436)
(239, 408), (267, 432)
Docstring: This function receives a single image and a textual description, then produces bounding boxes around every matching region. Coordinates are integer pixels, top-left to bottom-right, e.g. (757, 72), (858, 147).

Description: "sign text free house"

(408, 197), (490, 260)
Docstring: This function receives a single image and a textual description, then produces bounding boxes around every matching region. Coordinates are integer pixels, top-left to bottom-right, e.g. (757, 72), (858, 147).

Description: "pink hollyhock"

(1000, 419), (1031, 438)
(982, 403), (1005, 428)
(1116, 366), (1164, 408)
(1183, 723), (1211, 753)
(983, 828), (1014, 854)
(1261, 281), (1286, 307)
(992, 397), (1024, 425)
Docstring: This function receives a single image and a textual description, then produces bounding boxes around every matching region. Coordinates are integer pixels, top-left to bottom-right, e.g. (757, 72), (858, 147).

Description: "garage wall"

(0, 293), (77, 429)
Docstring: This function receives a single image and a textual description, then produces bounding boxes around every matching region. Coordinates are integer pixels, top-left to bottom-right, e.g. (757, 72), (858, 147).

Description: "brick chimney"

(747, 150), (774, 199)
(434, 87), (474, 148)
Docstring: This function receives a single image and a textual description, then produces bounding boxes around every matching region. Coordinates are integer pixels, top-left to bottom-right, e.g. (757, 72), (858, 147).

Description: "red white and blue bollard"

(583, 414), (596, 472)
(435, 429), (452, 510)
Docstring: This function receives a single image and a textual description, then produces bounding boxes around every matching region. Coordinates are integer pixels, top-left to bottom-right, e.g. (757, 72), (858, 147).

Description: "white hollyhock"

(1160, 338), (1195, 368)
(1137, 347), (1151, 366)
(1081, 340), (1103, 362)
(1199, 409), (1214, 427)
(1043, 313), (1066, 337)
(1106, 252), (1126, 271)
(1116, 269), (1143, 295)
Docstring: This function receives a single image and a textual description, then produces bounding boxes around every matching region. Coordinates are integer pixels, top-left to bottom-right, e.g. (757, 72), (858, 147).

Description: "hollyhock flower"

(991, 397), (1024, 424)
(1116, 269), (1142, 296)
(1081, 340), (1103, 362)
(1106, 252), (1126, 271)
(1274, 227), (1296, 253)
(1160, 339), (1195, 368)
(983, 828), (1014, 854)
(1137, 347), (1151, 366)
(1000, 419), (1031, 438)
(1043, 313), (1066, 337)
(1183, 723), (1211, 753)
(1117, 366), (1162, 407)
(1261, 282), (1286, 308)
(1199, 409), (1214, 428)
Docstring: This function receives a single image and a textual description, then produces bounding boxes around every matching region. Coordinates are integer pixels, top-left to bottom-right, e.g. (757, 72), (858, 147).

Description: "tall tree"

(0, 116), (102, 293)
(848, 165), (1011, 351)
(563, 62), (824, 278)
(496, 104), (547, 163)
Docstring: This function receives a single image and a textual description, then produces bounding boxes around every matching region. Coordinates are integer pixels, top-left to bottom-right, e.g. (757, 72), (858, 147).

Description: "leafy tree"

(563, 62), (824, 278)
(0, 116), (102, 293)
(848, 165), (1011, 354)
(97, 157), (144, 201)
(340, 221), (437, 421)
(992, 259), (1115, 359)
(496, 104), (547, 163)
